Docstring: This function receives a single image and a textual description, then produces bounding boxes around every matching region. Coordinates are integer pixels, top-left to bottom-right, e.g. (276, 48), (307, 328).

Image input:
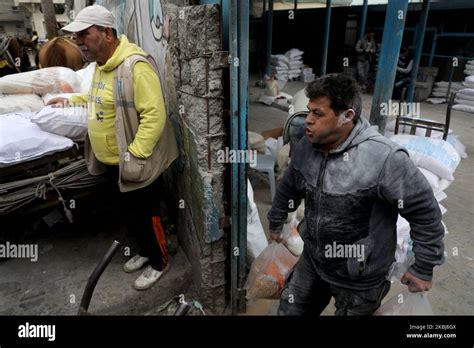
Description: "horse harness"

(0, 37), (22, 73)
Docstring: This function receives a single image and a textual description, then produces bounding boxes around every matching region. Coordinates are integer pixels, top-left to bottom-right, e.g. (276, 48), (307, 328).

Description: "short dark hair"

(305, 73), (362, 124)
(94, 25), (117, 38)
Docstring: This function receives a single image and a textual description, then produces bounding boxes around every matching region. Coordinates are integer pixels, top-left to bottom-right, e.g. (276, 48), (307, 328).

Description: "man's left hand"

(401, 271), (432, 293)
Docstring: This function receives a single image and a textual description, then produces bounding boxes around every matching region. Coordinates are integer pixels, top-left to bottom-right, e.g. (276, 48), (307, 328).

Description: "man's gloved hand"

(401, 271), (432, 293)
(269, 229), (283, 243)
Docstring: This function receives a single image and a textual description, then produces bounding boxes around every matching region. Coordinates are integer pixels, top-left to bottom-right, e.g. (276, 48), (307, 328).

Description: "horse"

(39, 37), (84, 71)
(0, 36), (39, 77)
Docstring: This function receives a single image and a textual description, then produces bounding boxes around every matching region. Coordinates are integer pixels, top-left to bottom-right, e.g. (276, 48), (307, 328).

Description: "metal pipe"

(238, 0), (249, 313)
(173, 301), (192, 316)
(78, 240), (121, 315)
(407, 0), (431, 103)
(320, 0), (332, 76)
(428, 32), (438, 67)
(359, 0), (368, 40)
(369, 0), (409, 133)
(229, 0), (239, 315)
(265, 0), (274, 76)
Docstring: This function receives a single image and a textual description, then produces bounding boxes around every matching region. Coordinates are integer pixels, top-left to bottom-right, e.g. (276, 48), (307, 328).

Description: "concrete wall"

(165, 3), (227, 312)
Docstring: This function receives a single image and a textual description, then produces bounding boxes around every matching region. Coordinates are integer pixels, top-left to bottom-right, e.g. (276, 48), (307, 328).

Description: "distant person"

(355, 30), (376, 91)
(393, 47), (415, 99)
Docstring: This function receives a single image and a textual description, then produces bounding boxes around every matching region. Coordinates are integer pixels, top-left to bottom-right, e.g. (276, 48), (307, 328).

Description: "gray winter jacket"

(268, 117), (445, 290)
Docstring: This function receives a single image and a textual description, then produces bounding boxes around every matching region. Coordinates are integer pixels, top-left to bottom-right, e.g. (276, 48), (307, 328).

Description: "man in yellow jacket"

(48, 5), (178, 290)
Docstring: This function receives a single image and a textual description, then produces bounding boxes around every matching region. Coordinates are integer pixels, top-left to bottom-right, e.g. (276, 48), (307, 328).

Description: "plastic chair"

(253, 154), (276, 200)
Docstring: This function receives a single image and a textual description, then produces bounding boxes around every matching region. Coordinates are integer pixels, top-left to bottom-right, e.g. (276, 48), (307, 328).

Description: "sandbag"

(0, 94), (44, 114)
(31, 105), (88, 141)
(248, 131), (267, 154)
(285, 48), (304, 59)
(452, 103), (474, 113)
(0, 114), (73, 166)
(417, 167), (452, 194)
(390, 134), (461, 180)
(0, 67), (81, 95)
(458, 88), (474, 96)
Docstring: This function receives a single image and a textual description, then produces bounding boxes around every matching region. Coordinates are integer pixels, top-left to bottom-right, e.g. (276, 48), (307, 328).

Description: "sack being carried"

(245, 241), (298, 300)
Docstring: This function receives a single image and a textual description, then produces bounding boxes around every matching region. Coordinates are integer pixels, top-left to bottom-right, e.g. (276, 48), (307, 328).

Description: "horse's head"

(17, 38), (39, 71)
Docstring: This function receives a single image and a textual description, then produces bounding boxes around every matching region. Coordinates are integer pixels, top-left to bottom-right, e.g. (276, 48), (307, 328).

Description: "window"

(0, 25), (5, 33)
(12, 6), (19, 12)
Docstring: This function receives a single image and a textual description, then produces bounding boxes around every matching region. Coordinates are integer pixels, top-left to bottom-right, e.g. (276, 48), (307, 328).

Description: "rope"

(0, 159), (104, 216)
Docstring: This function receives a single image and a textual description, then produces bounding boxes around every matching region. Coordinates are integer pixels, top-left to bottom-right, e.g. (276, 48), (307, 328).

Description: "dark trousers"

(105, 165), (169, 272)
(278, 248), (390, 316)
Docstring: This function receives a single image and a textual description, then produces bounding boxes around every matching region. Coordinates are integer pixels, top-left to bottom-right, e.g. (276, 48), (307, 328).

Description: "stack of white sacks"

(453, 60), (474, 113)
(0, 64), (95, 167)
(427, 81), (464, 104)
(270, 48), (304, 87)
(387, 131), (465, 280)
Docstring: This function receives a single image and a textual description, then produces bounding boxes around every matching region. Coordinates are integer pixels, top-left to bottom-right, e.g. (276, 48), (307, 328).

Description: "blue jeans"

(278, 248), (391, 316)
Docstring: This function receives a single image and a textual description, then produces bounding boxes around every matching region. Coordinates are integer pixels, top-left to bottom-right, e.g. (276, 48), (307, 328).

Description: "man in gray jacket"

(268, 74), (445, 316)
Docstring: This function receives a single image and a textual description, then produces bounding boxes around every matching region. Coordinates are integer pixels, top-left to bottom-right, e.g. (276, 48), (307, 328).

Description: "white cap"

(62, 5), (116, 33)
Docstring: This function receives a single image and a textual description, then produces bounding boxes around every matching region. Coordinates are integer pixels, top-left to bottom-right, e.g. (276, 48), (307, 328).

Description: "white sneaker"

(133, 265), (168, 290)
(123, 254), (149, 273)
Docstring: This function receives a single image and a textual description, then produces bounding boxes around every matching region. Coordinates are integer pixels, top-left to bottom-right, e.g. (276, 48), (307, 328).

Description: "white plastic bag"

(376, 290), (433, 315)
(0, 67), (81, 95)
(247, 180), (268, 265)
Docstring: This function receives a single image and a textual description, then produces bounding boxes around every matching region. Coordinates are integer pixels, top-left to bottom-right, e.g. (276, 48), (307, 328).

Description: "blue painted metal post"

(237, 0), (249, 312)
(229, 0), (239, 315)
(428, 31), (437, 67)
(407, 0), (431, 103)
(265, 0), (274, 76)
(359, 0), (368, 40)
(369, 0), (409, 133)
(320, 0), (332, 76)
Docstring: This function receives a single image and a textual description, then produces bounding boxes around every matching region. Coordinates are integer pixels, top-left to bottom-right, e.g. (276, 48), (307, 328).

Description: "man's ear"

(343, 109), (355, 124)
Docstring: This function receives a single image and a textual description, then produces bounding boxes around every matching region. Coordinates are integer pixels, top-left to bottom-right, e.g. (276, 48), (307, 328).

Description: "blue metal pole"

(369, 0), (409, 132)
(320, 0), (332, 76)
(359, 0), (368, 40)
(407, 0), (431, 103)
(428, 32), (437, 67)
(229, 0), (239, 315)
(237, 0), (249, 312)
(265, 0), (274, 76)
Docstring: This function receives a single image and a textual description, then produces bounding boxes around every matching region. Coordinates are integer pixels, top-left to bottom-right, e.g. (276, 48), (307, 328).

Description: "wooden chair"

(394, 88), (455, 141)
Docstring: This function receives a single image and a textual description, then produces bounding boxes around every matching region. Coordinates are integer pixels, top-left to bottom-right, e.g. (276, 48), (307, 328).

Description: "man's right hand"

(269, 230), (283, 243)
(46, 97), (69, 108)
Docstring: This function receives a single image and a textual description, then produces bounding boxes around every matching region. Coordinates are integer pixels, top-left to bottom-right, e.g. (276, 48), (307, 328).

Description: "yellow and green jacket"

(70, 35), (166, 165)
